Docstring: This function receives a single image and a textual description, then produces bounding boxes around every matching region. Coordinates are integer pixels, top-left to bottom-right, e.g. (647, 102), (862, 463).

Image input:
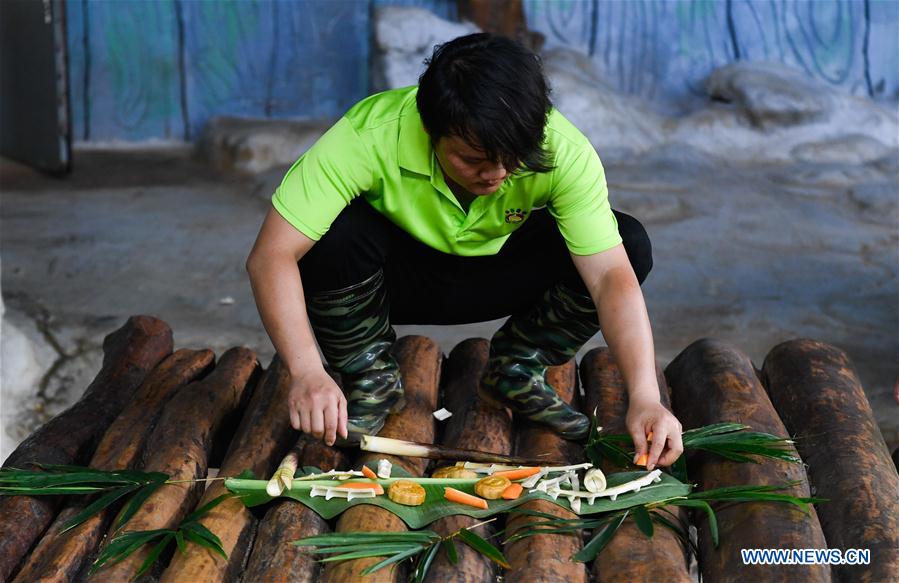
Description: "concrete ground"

(1, 145), (897, 458)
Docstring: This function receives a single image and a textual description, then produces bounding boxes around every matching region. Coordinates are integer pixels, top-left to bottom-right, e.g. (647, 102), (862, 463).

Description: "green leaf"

(457, 528), (510, 569)
(294, 531), (438, 546)
(414, 542), (441, 583)
(632, 506), (654, 538)
(444, 538), (458, 565)
(135, 532), (174, 579)
(59, 485), (139, 533)
(362, 546), (425, 574)
(183, 493), (232, 522)
(669, 500), (718, 547)
(234, 469), (256, 480)
(225, 471), (691, 529)
(572, 510), (628, 562)
(181, 527), (227, 559)
(320, 546), (419, 563)
(115, 480), (166, 531)
(88, 529), (170, 574)
(181, 522), (226, 556)
(175, 531), (187, 555)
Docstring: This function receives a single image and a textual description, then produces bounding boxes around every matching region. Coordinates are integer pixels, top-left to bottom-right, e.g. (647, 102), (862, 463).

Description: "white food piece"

(521, 468), (547, 488)
(295, 469), (364, 482)
(543, 470), (663, 502)
(377, 458), (393, 479)
(583, 468), (607, 493)
(310, 485), (378, 501)
(219, 296), (235, 305)
(569, 496), (582, 513)
(432, 408), (453, 421)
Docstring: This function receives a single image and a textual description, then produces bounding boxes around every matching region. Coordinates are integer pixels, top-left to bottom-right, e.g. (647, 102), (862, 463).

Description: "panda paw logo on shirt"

(504, 208), (528, 223)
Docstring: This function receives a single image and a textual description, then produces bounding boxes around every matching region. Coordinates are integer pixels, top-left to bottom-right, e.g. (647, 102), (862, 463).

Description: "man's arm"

(570, 244), (683, 469)
(245, 207), (348, 445)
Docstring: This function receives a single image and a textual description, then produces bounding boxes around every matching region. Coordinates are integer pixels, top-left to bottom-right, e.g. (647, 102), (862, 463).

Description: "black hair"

(417, 33), (554, 174)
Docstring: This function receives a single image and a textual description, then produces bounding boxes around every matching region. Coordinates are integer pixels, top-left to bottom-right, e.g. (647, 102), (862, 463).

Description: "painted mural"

(524, 0), (898, 114)
(67, 0), (897, 142)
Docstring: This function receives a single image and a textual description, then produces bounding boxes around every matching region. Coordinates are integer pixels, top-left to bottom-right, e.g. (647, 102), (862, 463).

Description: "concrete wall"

(67, 0), (897, 143)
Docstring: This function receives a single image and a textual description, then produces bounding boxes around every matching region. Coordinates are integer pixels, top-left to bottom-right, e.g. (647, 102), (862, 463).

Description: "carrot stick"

(501, 483), (524, 500)
(340, 482), (385, 495)
(635, 453), (648, 467)
(646, 431), (653, 442)
(361, 465), (378, 480)
(492, 467), (540, 480)
(444, 487), (488, 510)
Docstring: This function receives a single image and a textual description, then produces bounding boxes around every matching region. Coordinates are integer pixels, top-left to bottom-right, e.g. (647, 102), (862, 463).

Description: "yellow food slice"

(388, 479), (426, 506)
(432, 466), (478, 479)
(474, 475), (511, 500)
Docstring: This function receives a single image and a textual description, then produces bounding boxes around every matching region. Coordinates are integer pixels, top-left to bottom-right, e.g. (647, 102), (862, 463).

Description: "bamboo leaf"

(182, 528), (227, 559)
(457, 528), (510, 569)
(184, 493), (232, 522)
(88, 529), (170, 574)
(669, 500), (718, 547)
(361, 546), (426, 574)
(181, 522), (226, 556)
(135, 532), (174, 579)
(115, 481), (166, 531)
(572, 510), (628, 562)
(444, 538), (459, 565)
(632, 506), (654, 538)
(60, 485), (139, 533)
(294, 532), (438, 546)
(320, 547), (419, 563)
(175, 531), (187, 555)
(414, 542), (441, 583)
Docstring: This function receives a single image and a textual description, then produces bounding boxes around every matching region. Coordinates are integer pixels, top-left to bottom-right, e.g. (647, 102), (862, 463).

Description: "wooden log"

(86, 347), (259, 582)
(241, 434), (350, 583)
(322, 335), (441, 583)
(160, 355), (297, 583)
(762, 339), (899, 583)
(665, 339), (830, 583)
(11, 349), (214, 583)
(580, 347), (692, 583)
(0, 315), (173, 583)
(426, 338), (512, 583)
(503, 360), (588, 583)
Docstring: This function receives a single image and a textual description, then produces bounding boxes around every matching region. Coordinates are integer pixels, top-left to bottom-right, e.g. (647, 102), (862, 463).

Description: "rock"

(197, 116), (330, 175)
(542, 48), (664, 156)
(706, 61), (833, 128)
(372, 6), (480, 91)
(0, 295), (55, 464)
(791, 135), (892, 165)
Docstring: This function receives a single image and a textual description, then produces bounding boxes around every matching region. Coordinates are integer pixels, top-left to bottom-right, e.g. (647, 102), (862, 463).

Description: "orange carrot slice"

(635, 453), (649, 467)
(444, 487), (488, 510)
(340, 482), (384, 495)
(361, 465), (378, 480)
(492, 467), (540, 481)
(501, 483), (524, 500)
(646, 431), (654, 442)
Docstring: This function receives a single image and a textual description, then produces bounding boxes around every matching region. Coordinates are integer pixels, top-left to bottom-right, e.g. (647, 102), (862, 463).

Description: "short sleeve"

(271, 117), (374, 240)
(547, 142), (622, 255)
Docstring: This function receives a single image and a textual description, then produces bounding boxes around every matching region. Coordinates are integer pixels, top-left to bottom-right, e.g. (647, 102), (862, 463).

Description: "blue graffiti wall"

(67, 0), (897, 143)
(524, 0), (898, 114)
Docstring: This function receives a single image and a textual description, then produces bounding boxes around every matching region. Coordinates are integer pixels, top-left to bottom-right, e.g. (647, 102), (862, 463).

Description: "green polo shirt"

(272, 85), (621, 257)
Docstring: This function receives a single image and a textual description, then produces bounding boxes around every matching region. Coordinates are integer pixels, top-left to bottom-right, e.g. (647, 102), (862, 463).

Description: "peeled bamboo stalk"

(241, 434), (350, 583)
(0, 315), (173, 583)
(86, 347), (259, 582)
(581, 347), (693, 583)
(503, 360), (588, 583)
(666, 339), (830, 583)
(426, 338), (512, 583)
(359, 435), (565, 466)
(762, 339), (899, 583)
(12, 349), (214, 583)
(161, 355), (296, 583)
(322, 335), (441, 583)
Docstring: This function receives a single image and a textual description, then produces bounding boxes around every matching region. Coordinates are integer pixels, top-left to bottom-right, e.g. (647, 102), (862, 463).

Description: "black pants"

(300, 198), (652, 325)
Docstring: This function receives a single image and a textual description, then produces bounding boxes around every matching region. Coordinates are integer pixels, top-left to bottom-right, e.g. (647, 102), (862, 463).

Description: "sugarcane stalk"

(360, 435), (567, 467)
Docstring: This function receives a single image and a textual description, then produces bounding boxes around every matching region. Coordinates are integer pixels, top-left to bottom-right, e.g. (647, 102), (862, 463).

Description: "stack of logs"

(1, 315), (897, 582)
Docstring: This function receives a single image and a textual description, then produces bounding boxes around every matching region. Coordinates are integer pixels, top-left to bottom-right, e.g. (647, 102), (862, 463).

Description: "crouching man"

(246, 33), (683, 470)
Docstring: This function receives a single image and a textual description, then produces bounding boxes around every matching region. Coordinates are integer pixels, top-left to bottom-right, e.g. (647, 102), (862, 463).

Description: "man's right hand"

(288, 370), (348, 446)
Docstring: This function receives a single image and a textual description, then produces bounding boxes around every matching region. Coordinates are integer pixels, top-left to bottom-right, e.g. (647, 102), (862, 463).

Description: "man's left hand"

(625, 398), (684, 470)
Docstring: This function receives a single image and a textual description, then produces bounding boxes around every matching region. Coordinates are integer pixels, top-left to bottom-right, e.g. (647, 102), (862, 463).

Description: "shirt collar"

(397, 91), (433, 177)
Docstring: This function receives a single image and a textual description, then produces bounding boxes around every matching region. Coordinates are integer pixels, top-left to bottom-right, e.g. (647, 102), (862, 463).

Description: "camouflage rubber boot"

(306, 268), (405, 440)
(479, 281), (599, 441)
